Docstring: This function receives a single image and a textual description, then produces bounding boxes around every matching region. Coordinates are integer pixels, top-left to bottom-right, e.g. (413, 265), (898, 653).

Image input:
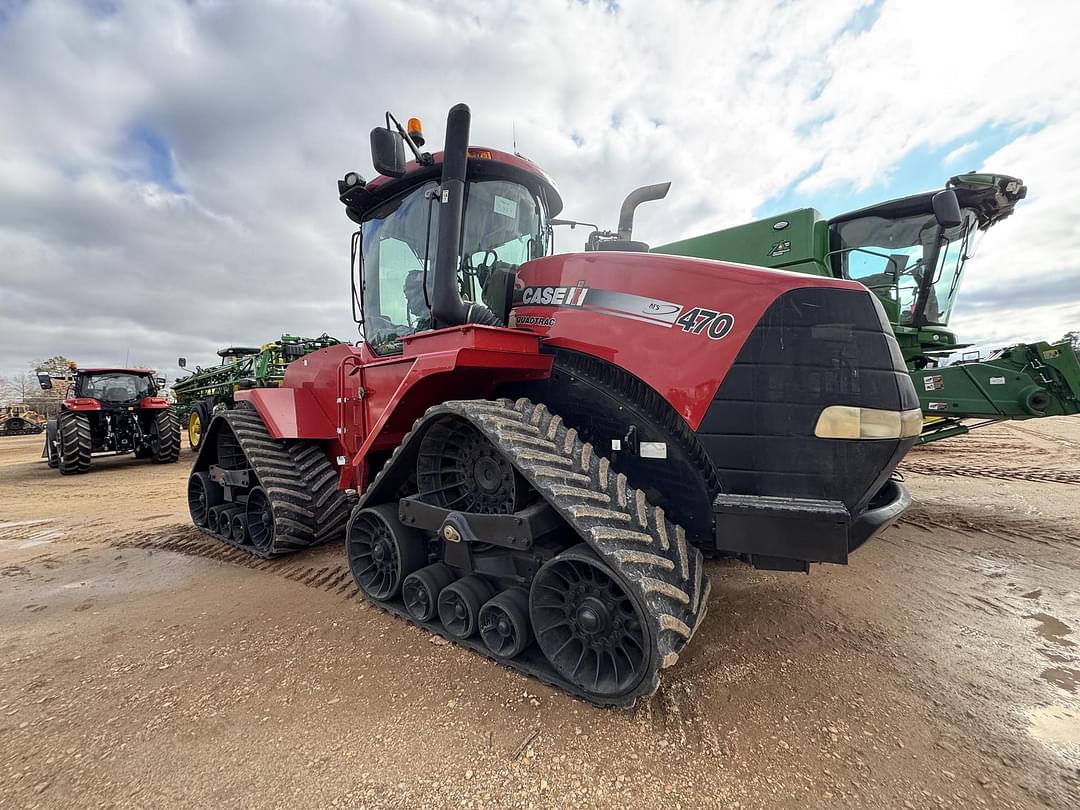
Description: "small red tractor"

(39, 368), (181, 474)
(187, 104), (919, 705)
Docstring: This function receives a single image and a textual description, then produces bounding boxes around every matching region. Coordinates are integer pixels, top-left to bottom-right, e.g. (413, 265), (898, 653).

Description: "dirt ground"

(1, 420), (1079, 809)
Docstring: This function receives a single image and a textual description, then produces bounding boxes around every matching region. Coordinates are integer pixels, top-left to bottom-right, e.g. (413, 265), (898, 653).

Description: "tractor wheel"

(188, 403), (211, 450)
(57, 413), (92, 475)
(530, 544), (652, 698)
(150, 409), (181, 464)
(44, 420), (59, 468)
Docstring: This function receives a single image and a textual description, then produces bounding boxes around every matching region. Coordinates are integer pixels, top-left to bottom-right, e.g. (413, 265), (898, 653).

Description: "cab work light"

(814, 406), (923, 440)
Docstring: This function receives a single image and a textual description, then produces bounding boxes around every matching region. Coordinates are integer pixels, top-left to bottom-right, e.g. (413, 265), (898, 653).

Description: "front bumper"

(711, 478), (911, 572)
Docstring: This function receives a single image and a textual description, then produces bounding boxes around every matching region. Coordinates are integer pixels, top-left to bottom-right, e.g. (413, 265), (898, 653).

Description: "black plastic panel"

(698, 287), (917, 514)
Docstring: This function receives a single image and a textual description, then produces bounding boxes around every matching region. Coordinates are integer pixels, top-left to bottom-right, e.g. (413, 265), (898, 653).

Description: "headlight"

(815, 406), (923, 440)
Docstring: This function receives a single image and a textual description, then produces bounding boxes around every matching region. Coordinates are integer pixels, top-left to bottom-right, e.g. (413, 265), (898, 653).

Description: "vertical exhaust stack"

(617, 182), (671, 241)
(593, 181), (671, 252)
(431, 103), (501, 328)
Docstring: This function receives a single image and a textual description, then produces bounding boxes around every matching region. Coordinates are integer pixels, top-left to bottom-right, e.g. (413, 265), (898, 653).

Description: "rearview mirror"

(36, 372), (52, 391)
(177, 357), (187, 369)
(932, 189), (963, 229)
(370, 127), (406, 178)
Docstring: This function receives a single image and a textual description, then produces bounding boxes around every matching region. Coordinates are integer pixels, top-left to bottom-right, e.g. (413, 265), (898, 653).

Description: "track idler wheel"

(402, 563), (456, 622)
(438, 575), (495, 639)
(188, 472), (223, 529)
(530, 544), (652, 697)
(346, 505), (427, 601)
(246, 487), (274, 553)
(479, 588), (533, 659)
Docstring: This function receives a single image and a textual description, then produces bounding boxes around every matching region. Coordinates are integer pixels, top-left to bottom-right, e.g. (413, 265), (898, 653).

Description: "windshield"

(358, 179), (547, 354)
(832, 208), (979, 327)
(79, 373), (154, 402)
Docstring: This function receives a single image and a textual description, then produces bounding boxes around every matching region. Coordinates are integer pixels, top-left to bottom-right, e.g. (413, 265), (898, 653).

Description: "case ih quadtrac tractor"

(40, 368), (181, 474)
(187, 104), (920, 706)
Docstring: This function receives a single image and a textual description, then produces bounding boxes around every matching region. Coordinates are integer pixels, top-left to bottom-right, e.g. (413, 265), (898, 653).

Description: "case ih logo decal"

(517, 286), (734, 341)
(520, 286), (590, 306)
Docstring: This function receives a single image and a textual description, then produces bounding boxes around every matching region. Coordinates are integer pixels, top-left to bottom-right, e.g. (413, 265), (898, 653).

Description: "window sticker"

(494, 195), (518, 218)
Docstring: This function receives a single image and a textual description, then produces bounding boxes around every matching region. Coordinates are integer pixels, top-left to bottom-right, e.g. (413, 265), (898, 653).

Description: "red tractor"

(187, 104), (919, 705)
(40, 368), (181, 474)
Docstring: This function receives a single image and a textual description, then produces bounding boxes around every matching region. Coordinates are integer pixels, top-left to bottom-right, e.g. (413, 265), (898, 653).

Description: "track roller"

(346, 505), (427, 600)
(230, 513), (249, 544)
(438, 575), (496, 639)
(479, 588), (533, 659)
(402, 563), (456, 622)
(218, 506), (242, 541)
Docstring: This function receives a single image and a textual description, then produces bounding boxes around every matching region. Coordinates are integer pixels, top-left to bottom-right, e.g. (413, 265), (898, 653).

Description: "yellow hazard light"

(407, 117), (425, 147)
(814, 406), (923, 440)
(467, 148), (493, 160)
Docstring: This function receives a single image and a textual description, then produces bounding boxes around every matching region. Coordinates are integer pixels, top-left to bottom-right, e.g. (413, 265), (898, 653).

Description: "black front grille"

(697, 287), (917, 514)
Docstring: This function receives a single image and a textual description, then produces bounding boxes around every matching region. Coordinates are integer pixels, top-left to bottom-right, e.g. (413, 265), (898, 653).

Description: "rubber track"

(151, 409), (181, 463)
(196, 409), (352, 557)
(356, 397), (711, 707)
(58, 412), (92, 475)
(0, 427), (43, 436)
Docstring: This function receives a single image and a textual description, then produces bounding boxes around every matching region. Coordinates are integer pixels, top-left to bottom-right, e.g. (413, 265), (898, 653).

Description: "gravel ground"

(1, 420), (1078, 809)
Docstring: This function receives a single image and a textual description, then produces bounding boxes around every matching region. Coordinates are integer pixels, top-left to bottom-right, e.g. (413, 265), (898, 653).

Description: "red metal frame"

(138, 396), (171, 410)
(237, 326), (551, 490)
(63, 397), (102, 412)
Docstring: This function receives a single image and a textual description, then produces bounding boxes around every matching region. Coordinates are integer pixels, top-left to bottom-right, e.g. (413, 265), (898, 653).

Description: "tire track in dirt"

(898, 503), (1080, 548)
(113, 524), (359, 600)
(901, 460), (1080, 486)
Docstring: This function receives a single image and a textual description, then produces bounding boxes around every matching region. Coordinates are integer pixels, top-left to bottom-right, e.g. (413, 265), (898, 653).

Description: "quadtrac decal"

(517, 285), (735, 340)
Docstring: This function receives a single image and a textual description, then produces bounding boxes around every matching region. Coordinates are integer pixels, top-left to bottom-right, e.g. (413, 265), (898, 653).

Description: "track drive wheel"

(417, 418), (525, 514)
(530, 544), (653, 698)
(438, 575), (496, 639)
(57, 412), (92, 475)
(150, 409), (181, 463)
(346, 505), (428, 600)
(402, 563), (456, 622)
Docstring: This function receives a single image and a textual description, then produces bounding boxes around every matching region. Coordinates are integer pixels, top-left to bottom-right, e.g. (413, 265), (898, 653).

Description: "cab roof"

(340, 146), (563, 225)
(79, 367), (155, 375)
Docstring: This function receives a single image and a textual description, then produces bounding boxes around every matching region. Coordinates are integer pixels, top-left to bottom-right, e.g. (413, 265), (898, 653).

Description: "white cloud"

(0, 0), (1077, 384)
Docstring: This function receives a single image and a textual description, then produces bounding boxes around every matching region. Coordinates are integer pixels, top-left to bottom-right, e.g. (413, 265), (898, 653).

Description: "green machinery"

(653, 173), (1080, 443)
(172, 333), (341, 449)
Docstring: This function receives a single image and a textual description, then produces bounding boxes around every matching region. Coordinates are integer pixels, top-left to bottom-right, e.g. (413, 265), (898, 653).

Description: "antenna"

(513, 121), (517, 154)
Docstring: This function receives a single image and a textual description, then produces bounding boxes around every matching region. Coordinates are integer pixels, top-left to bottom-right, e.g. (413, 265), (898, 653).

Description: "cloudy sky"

(1, 0), (1078, 383)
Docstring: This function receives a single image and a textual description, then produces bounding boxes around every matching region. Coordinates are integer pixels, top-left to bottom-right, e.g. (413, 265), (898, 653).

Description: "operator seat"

(104, 386), (130, 401)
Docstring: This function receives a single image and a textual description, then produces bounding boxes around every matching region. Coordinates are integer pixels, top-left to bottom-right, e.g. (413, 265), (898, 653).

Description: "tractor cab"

(828, 173), (1026, 348)
(218, 347), (260, 365)
(339, 117), (562, 355)
(72, 369), (159, 405)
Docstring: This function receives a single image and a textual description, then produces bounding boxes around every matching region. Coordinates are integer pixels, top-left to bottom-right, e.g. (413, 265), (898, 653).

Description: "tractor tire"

(44, 420), (59, 468)
(150, 409), (181, 464)
(187, 402), (211, 450)
(57, 413), (92, 475)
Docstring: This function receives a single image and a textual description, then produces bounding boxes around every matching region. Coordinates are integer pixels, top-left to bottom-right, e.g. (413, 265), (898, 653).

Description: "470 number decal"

(674, 307), (735, 340)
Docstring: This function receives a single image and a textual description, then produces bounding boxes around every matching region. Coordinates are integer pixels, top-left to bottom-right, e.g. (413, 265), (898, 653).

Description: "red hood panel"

(513, 252), (865, 429)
